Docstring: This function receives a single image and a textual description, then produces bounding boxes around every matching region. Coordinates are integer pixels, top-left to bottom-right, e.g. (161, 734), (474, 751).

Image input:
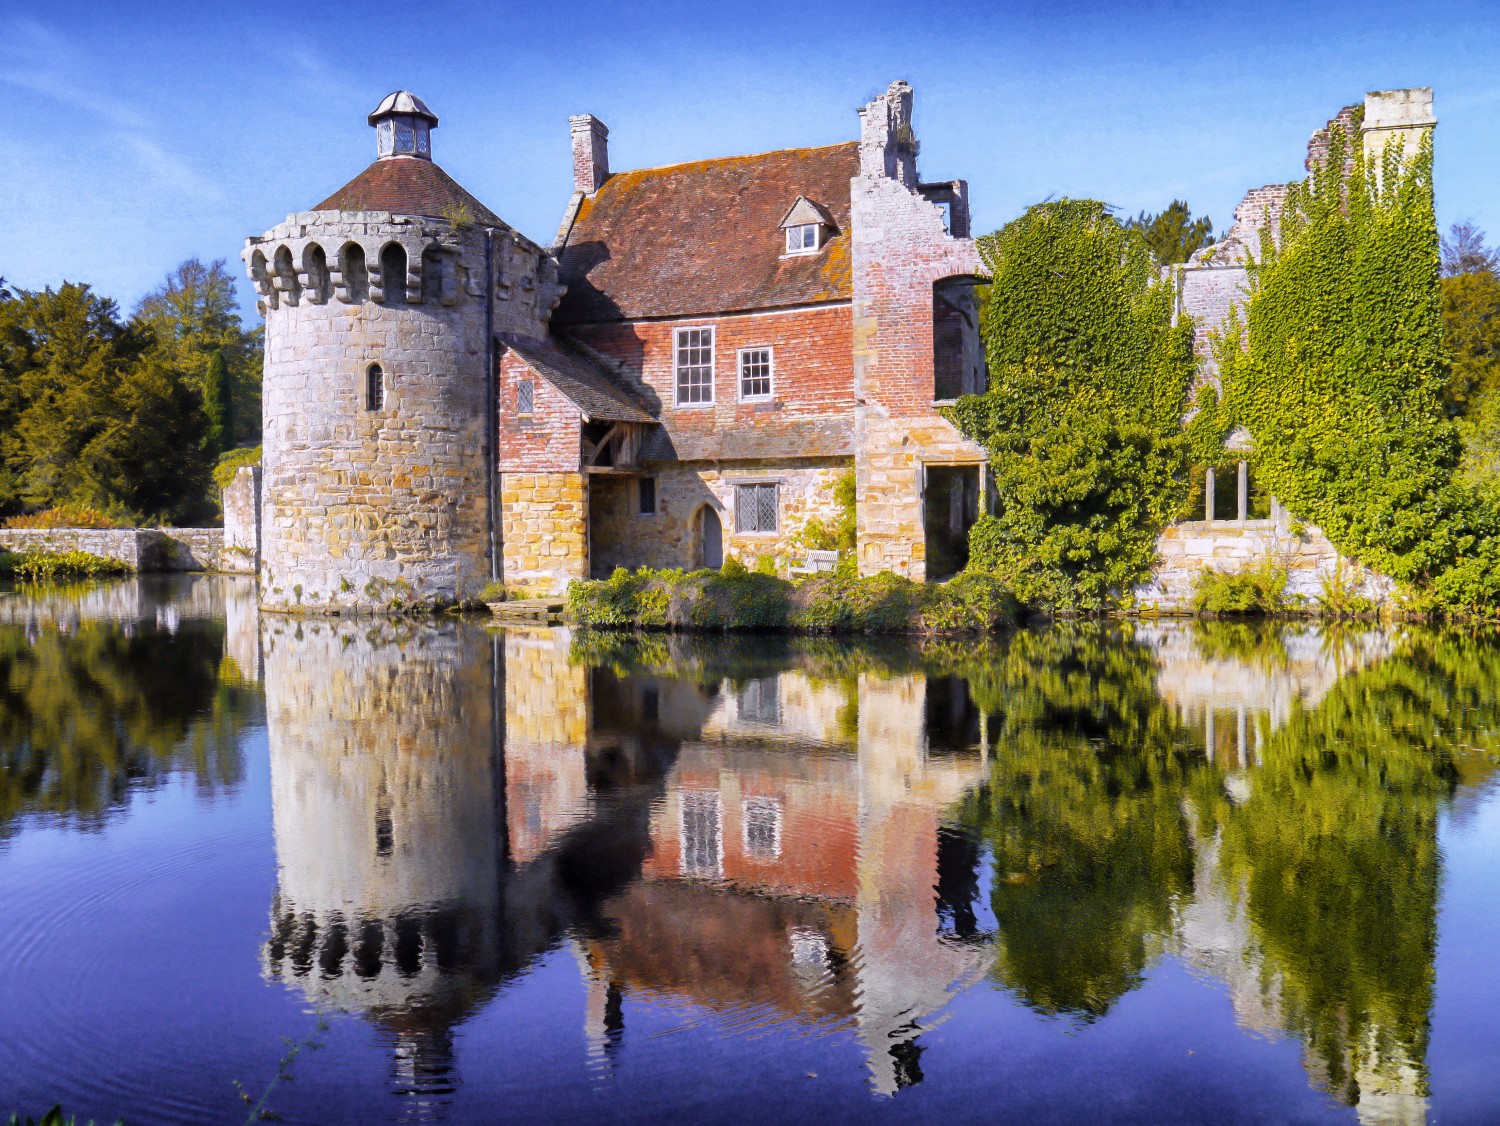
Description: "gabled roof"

(503, 336), (656, 424)
(554, 142), (859, 324)
(779, 196), (836, 229)
(313, 158), (503, 226)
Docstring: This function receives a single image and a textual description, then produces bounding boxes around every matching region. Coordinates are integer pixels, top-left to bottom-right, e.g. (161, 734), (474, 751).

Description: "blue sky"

(3, 0), (1499, 319)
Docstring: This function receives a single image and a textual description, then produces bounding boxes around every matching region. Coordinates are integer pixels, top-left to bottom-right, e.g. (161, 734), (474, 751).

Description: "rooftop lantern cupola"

(370, 90), (438, 160)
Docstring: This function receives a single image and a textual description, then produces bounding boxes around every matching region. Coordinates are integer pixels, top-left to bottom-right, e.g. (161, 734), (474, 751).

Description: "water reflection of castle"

(253, 615), (1456, 1122)
(257, 620), (992, 1101)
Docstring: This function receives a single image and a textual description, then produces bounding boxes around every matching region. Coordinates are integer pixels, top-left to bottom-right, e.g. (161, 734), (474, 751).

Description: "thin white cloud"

(0, 15), (220, 202)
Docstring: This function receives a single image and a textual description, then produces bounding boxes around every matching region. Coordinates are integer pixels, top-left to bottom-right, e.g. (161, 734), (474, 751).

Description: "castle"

(241, 82), (1434, 614)
(242, 82), (984, 611)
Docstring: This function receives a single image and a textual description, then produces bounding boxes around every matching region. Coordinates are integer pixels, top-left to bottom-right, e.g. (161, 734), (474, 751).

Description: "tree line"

(0, 259), (261, 526)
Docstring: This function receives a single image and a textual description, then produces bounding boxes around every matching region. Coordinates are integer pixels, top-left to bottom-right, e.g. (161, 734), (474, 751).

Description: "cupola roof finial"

(369, 91), (438, 160)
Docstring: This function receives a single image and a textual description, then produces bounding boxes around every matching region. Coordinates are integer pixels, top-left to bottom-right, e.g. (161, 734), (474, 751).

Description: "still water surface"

(2, 577), (1499, 1124)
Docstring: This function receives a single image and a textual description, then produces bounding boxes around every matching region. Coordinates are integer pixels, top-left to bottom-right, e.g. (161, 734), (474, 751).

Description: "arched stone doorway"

(696, 505), (723, 570)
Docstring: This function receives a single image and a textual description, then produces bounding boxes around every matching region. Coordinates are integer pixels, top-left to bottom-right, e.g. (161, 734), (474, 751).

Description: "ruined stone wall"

(245, 210), (562, 612)
(500, 472), (587, 596)
(222, 465), (260, 575)
(850, 82), (987, 581)
(588, 458), (850, 576)
(1138, 515), (1393, 612)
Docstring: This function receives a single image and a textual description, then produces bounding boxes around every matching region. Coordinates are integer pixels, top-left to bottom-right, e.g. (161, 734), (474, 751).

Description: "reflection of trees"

(953, 624), (1201, 1020)
(1190, 633), (1486, 1108)
(0, 618), (258, 834)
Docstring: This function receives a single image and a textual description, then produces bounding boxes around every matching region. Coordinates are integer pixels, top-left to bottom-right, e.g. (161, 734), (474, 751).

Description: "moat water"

(2, 576), (1499, 1124)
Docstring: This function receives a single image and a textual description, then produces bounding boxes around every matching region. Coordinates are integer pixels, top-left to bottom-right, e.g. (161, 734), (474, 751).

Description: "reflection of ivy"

(0, 619), (260, 834)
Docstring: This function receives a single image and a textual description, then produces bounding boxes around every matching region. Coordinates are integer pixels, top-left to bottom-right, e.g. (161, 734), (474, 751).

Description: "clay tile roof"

(554, 142), (859, 324)
(313, 158), (504, 226)
(504, 336), (656, 424)
(640, 417), (852, 463)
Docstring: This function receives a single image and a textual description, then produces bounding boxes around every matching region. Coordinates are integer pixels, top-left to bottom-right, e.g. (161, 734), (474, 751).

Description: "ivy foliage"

(945, 200), (1198, 612)
(1218, 122), (1500, 613)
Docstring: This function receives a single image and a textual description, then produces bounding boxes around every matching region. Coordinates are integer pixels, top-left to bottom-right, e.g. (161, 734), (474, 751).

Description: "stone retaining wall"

(1136, 516), (1393, 612)
(0, 527), (229, 573)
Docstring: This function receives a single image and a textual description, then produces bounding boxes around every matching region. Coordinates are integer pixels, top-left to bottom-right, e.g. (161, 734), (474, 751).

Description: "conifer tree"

(203, 347), (235, 456)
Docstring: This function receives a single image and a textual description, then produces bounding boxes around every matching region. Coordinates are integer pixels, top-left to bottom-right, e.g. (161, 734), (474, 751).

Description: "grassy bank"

(0, 549), (133, 582)
(566, 561), (1018, 635)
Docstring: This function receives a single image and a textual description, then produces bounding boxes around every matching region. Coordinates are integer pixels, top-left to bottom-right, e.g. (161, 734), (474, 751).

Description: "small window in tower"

(518, 379), (535, 415)
(394, 117), (415, 153)
(785, 224), (820, 254)
(366, 364), (385, 411)
(638, 476), (657, 516)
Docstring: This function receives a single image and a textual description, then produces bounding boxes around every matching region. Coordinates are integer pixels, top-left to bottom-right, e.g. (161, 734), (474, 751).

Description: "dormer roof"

(778, 196), (836, 229)
(369, 90), (438, 126)
(554, 142), (859, 324)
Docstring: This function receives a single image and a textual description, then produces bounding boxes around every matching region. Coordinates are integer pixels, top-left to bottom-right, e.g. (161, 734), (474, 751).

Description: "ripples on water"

(2, 576), (1500, 1123)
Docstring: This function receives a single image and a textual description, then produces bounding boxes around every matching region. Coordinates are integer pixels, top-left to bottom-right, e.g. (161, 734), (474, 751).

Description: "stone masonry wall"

(222, 465), (261, 575)
(1137, 515), (1393, 612)
(589, 458), (851, 576)
(246, 210), (564, 613)
(501, 472), (587, 596)
(850, 83), (987, 581)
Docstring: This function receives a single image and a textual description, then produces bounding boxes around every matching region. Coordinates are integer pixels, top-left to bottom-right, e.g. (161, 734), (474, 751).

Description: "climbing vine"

(945, 200), (1198, 612)
(1218, 120), (1500, 614)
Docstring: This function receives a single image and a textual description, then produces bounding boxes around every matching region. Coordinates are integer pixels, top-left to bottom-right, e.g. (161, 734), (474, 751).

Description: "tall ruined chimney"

(570, 114), (610, 194)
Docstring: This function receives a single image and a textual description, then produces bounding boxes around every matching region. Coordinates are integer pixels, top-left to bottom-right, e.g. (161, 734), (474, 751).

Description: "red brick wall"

(497, 348), (582, 473)
(562, 303), (854, 439)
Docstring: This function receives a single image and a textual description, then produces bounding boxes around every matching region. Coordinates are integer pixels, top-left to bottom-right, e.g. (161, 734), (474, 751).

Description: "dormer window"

(785, 224), (820, 254)
(779, 196), (835, 257)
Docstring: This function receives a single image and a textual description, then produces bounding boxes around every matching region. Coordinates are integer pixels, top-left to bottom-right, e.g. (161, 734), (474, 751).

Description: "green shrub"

(1190, 560), (1289, 616)
(213, 445), (262, 493)
(567, 566), (1018, 634)
(0, 550), (133, 581)
(478, 581), (507, 603)
(4, 505), (128, 530)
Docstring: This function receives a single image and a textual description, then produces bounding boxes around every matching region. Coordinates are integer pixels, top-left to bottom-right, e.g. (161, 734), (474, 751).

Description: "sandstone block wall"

(588, 458), (851, 576)
(0, 528), (158, 570)
(246, 210), (564, 613)
(1137, 516), (1393, 612)
(222, 465), (261, 574)
(501, 471), (587, 595)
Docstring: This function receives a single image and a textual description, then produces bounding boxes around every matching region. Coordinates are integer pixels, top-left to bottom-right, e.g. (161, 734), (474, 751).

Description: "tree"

(133, 258), (262, 445)
(1440, 220), (1500, 277)
(1124, 199), (1214, 267)
(203, 347), (235, 457)
(946, 200), (1197, 611)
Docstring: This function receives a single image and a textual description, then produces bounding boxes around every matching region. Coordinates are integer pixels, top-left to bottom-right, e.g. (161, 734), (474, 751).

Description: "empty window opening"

(638, 476), (657, 515)
(1186, 461), (1272, 523)
(743, 796), (783, 860)
(341, 243), (369, 303)
(923, 465), (979, 582)
(680, 790), (723, 878)
(675, 327), (714, 405)
(739, 348), (773, 401)
(785, 224), (820, 254)
(933, 277), (986, 401)
(380, 244), (408, 305)
(304, 245), (331, 304)
(366, 364), (385, 411)
(735, 483), (778, 534)
(517, 378), (535, 415)
(274, 245), (302, 306)
(642, 685), (660, 721)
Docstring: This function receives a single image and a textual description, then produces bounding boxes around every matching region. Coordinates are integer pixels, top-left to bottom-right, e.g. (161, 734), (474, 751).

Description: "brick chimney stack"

(570, 114), (610, 194)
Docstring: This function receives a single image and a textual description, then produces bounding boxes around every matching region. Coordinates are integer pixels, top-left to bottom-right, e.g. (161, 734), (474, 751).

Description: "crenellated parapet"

(242, 210), (565, 321)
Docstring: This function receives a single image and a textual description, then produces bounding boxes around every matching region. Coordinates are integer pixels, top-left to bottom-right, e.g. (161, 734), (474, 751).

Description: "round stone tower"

(244, 92), (562, 612)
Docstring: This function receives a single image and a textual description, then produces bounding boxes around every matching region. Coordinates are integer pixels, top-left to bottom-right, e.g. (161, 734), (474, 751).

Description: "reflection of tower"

(260, 618), (505, 1106)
